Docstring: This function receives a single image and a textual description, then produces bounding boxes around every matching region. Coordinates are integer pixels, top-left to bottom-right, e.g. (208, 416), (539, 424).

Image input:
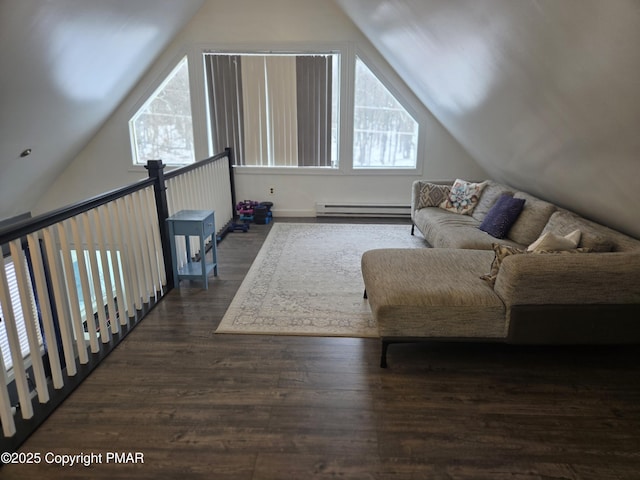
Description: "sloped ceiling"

(336, 0), (640, 238)
(0, 0), (204, 222)
(3, 0), (639, 239)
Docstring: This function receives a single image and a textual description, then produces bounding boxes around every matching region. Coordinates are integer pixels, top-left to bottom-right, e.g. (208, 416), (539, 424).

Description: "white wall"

(34, 0), (486, 217)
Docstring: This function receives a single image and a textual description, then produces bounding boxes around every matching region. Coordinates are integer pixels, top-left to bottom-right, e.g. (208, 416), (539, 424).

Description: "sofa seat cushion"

(361, 248), (507, 339)
(413, 207), (523, 250)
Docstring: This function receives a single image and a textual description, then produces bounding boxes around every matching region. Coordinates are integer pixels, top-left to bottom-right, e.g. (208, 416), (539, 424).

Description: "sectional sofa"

(361, 180), (640, 367)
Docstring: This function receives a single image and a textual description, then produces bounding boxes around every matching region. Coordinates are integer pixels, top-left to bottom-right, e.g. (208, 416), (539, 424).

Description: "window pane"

(130, 57), (195, 165)
(353, 57), (418, 169)
(204, 53), (339, 168)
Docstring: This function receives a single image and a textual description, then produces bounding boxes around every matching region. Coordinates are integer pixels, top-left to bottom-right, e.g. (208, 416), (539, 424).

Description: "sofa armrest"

(493, 252), (640, 307)
(410, 180), (422, 215)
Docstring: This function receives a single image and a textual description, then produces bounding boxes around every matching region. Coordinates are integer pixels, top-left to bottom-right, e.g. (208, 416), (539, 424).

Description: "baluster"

(144, 187), (166, 289)
(0, 352), (15, 436)
(131, 191), (152, 303)
(119, 197), (144, 311)
(9, 240), (49, 404)
(103, 202), (127, 325)
(141, 189), (157, 300)
(174, 177), (189, 269)
(81, 212), (109, 344)
(0, 257), (34, 419)
(92, 207), (118, 335)
(113, 198), (137, 317)
(42, 226), (80, 373)
(69, 216), (99, 353)
(55, 222), (89, 363)
(26, 232), (64, 389)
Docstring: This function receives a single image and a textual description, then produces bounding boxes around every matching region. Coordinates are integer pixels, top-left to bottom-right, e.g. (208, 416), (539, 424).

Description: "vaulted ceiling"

(0, 0), (205, 222)
(2, 0), (639, 237)
(335, 0), (640, 237)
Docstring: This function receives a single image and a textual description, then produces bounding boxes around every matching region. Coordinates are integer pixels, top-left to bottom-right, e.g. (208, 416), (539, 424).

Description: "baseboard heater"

(315, 203), (411, 218)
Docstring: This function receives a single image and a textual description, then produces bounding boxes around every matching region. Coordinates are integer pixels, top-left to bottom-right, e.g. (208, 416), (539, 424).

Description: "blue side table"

(166, 210), (218, 289)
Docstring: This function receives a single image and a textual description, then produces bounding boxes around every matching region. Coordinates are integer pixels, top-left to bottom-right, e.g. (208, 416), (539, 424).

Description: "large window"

(129, 56), (195, 166)
(353, 57), (419, 169)
(204, 53), (339, 168)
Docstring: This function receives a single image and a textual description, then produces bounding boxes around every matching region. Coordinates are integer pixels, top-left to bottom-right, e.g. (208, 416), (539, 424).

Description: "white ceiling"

(0, 0), (204, 221)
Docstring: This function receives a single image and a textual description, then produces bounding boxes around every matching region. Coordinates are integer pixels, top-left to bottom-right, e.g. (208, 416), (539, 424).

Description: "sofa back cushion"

(471, 181), (514, 222)
(493, 251), (640, 307)
(507, 192), (556, 245)
(543, 210), (640, 252)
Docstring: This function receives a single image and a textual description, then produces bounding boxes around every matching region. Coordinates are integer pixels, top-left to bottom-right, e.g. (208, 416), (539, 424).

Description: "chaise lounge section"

(362, 180), (640, 367)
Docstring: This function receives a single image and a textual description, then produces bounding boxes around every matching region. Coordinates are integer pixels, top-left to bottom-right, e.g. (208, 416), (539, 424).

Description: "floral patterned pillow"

(439, 179), (487, 215)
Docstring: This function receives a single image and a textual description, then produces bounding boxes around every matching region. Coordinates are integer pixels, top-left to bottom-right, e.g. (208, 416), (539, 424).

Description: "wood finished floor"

(4, 218), (640, 479)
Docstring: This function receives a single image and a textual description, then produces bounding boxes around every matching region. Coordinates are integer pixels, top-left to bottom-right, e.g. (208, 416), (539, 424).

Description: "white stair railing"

(0, 148), (235, 450)
(165, 151), (233, 274)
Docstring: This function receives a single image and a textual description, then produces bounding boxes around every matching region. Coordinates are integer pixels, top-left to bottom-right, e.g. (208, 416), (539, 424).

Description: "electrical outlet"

(269, 187), (274, 195)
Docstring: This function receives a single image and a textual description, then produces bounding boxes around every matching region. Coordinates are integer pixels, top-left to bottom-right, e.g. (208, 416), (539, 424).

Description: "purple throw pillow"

(479, 194), (526, 239)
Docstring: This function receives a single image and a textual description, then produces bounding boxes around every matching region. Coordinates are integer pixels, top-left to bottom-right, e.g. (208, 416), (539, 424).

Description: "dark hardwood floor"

(3, 218), (640, 479)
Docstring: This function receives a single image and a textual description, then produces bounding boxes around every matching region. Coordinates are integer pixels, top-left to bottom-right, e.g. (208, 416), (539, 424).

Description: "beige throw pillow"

(527, 229), (581, 252)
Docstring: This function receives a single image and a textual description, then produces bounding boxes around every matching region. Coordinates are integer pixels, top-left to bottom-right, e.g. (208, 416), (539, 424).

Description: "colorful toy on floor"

(254, 201), (273, 224)
(227, 200), (274, 232)
(236, 200), (259, 222)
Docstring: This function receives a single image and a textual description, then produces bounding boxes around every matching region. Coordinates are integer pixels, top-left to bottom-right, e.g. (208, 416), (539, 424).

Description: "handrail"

(0, 177), (155, 246)
(163, 148), (231, 180)
(0, 148), (233, 247)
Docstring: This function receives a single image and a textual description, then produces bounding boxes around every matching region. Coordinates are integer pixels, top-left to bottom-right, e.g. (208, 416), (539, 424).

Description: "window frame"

(133, 43), (427, 177)
(351, 55), (420, 172)
(345, 49), (425, 176)
(128, 55), (196, 168)
(203, 47), (343, 175)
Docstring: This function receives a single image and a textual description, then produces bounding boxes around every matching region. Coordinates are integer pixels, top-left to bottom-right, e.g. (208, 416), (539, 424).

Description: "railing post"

(226, 147), (238, 215)
(146, 160), (174, 289)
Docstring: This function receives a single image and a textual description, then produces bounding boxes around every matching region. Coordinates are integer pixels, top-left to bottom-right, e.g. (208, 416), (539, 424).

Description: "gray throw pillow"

(416, 182), (451, 209)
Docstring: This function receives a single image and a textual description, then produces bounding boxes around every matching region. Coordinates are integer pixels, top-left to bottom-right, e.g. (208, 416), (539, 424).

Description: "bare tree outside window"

(353, 57), (418, 168)
(129, 56), (195, 165)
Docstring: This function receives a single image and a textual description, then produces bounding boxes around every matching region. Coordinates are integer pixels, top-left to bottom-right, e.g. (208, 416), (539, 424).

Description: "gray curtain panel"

(205, 54), (332, 167)
(296, 55), (332, 167)
(204, 55), (245, 165)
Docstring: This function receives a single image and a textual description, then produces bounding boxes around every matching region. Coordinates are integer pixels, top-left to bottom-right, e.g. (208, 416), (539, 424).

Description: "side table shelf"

(166, 210), (218, 289)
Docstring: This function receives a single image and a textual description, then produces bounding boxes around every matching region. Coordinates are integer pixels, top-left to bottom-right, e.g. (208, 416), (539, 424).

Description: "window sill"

(233, 166), (342, 176)
(233, 165), (423, 176)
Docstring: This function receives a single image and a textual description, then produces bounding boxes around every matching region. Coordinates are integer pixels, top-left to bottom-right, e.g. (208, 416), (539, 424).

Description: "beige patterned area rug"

(216, 222), (426, 338)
